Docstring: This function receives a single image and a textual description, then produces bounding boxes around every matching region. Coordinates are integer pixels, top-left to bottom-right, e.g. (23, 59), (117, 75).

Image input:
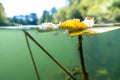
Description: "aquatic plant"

(58, 17), (95, 36)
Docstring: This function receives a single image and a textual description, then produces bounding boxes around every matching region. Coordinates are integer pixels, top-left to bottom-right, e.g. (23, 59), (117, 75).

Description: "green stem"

(24, 33), (40, 80)
(78, 35), (88, 80)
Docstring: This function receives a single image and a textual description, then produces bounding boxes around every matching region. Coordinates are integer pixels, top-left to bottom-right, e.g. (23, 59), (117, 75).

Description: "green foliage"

(0, 3), (38, 26)
(51, 0), (120, 23)
(39, 10), (51, 23)
(52, 8), (67, 23)
(0, 3), (9, 26)
(12, 13), (38, 25)
(108, 0), (120, 22)
(1, 0), (120, 26)
(0, 3), (16, 26)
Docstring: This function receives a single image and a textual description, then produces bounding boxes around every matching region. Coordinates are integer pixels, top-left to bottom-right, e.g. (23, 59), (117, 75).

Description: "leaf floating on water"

(88, 27), (120, 34)
(69, 26), (119, 36)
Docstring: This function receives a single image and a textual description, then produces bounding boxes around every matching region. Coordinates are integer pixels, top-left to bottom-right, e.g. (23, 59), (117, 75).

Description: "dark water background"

(83, 29), (120, 80)
(0, 27), (120, 80)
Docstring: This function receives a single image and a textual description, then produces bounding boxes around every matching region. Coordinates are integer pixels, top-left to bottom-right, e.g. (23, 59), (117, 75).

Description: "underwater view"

(0, 0), (120, 79)
(0, 26), (120, 80)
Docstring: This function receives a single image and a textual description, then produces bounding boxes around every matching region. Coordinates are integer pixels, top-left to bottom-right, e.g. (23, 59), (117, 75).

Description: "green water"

(0, 29), (80, 80)
(0, 28), (120, 80)
(83, 29), (120, 80)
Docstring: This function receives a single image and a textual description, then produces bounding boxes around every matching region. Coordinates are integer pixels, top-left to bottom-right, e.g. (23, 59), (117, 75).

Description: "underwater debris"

(65, 66), (88, 80)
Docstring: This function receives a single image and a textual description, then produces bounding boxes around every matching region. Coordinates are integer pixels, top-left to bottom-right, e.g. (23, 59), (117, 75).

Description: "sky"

(0, 0), (67, 18)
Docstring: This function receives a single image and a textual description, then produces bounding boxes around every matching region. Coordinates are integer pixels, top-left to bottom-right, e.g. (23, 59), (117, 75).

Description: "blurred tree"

(70, 9), (83, 20)
(67, 0), (75, 6)
(0, 3), (9, 26)
(52, 8), (67, 23)
(112, 0), (120, 8)
(108, 0), (120, 22)
(40, 10), (51, 23)
(13, 16), (21, 24)
(49, 7), (57, 23)
(29, 13), (38, 25)
(13, 15), (27, 25)
(52, 0), (120, 23)
(52, 0), (82, 23)
(67, 0), (80, 6)
(0, 3), (38, 26)
(50, 7), (57, 15)
(13, 13), (38, 25)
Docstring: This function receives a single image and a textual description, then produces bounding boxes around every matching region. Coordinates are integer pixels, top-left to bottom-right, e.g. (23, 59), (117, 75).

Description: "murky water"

(0, 26), (120, 80)
(83, 29), (120, 80)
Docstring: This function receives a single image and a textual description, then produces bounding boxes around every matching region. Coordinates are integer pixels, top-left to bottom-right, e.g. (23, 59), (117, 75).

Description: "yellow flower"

(69, 29), (97, 37)
(59, 19), (88, 30)
(58, 17), (96, 37)
(58, 19), (89, 36)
